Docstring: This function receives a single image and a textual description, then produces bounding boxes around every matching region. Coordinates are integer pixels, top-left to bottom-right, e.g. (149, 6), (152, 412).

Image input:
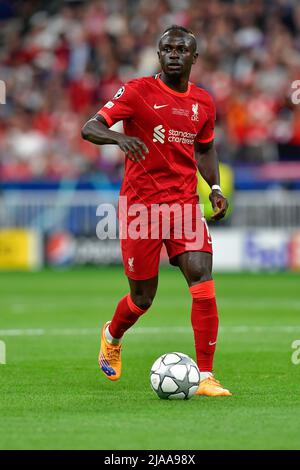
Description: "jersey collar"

(157, 75), (191, 97)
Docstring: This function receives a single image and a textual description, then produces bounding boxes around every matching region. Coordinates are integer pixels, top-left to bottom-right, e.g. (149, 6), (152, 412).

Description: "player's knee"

(131, 294), (154, 311)
(188, 266), (212, 285)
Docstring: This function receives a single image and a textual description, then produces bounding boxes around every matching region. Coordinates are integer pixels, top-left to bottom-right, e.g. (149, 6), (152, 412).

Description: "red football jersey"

(97, 74), (215, 207)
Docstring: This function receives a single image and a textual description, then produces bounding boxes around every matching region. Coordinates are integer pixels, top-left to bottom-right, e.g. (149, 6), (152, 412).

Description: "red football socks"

(108, 294), (148, 339)
(189, 280), (219, 372)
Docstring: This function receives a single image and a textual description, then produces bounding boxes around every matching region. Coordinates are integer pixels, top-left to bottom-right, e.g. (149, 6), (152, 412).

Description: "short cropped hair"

(159, 25), (197, 52)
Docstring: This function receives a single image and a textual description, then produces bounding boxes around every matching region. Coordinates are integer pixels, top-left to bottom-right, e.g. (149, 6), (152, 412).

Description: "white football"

(150, 352), (200, 400)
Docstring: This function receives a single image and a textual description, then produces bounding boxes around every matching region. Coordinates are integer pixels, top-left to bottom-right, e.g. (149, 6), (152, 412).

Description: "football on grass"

(150, 352), (200, 400)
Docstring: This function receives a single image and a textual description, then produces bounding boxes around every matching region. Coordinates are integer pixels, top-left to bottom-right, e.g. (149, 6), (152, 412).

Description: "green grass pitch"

(0, 267), (299, 450)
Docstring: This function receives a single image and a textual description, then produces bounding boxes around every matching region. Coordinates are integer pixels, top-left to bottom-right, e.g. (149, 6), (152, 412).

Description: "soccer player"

(82, 25), (232, 396)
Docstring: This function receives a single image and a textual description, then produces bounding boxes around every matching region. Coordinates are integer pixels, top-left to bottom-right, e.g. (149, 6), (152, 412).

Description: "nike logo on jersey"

(209, 341), (217, 346)
(154, 104), (168, 109)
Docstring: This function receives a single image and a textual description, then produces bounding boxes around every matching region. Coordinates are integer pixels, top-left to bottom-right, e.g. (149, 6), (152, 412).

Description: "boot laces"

(107, 345), (121, 362)
(208, 376), (221, 386)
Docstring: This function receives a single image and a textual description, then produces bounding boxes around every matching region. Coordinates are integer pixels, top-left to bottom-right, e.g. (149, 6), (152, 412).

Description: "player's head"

(158, 25), (198, 78)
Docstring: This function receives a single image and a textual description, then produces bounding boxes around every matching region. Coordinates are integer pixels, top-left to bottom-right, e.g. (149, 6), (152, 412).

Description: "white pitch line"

(0, 325), (300, 337)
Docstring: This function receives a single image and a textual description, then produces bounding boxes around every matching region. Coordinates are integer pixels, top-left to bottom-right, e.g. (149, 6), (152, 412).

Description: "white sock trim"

(105, 325), (122, 345)
(200, 371), (213, 382)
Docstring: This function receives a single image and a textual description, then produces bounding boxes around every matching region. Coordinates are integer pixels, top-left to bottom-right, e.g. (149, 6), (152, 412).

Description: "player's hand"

(209, 190), (228, 221)
(115, 135), (149, 162)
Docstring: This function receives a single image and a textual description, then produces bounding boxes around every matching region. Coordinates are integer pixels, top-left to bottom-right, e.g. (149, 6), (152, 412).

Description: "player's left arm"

(194, 140), (229, 221)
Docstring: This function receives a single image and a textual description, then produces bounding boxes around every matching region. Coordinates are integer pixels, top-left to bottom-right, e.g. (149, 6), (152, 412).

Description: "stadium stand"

(1, 0), (300, 187)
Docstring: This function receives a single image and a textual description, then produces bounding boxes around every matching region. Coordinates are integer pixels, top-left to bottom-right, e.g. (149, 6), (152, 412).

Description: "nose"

(169, 48), (179, 59)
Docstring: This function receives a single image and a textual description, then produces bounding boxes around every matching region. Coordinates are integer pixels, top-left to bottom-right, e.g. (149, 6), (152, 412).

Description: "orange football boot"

(98, 321), (122, 381)
(196, 375), (232, 396)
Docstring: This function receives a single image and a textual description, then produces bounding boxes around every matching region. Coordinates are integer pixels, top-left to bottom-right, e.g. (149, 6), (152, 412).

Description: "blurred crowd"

(1, 0), (300, 182)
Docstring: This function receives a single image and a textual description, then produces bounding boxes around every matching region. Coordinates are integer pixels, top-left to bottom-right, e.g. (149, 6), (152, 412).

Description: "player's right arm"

(81, 114), (148, 162)
(81, 83), (148, 162)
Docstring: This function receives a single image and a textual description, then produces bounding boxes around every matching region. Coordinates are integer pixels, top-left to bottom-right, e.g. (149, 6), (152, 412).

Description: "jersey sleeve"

(196, 93), (216, 144)
(97, 84), (136, 127)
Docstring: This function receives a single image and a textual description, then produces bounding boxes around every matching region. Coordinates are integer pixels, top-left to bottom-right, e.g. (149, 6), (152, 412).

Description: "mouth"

(167, 63), (182, 70)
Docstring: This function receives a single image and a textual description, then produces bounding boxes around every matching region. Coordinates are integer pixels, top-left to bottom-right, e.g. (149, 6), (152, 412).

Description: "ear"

(157, 50), (161, 60)
(192, 52), (199, 65)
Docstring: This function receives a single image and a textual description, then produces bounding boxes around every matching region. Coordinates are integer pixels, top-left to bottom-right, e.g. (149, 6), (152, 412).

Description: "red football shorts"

(119, 203), (213, 280)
